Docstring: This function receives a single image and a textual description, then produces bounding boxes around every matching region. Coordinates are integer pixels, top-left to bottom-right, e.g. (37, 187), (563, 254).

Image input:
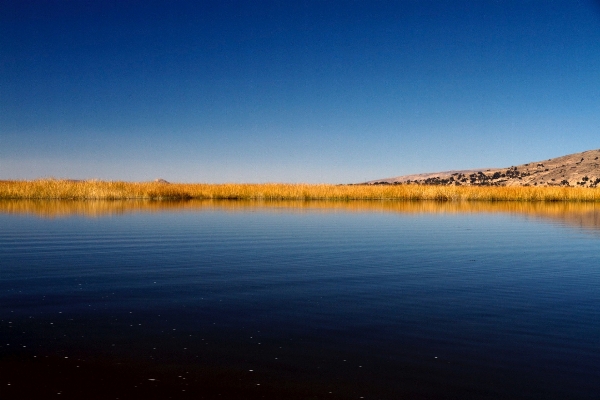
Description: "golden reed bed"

(1, 179), (600, 202)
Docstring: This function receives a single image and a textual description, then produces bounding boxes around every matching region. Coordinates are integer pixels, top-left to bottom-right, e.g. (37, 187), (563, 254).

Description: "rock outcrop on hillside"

(367, 149), (600, 187)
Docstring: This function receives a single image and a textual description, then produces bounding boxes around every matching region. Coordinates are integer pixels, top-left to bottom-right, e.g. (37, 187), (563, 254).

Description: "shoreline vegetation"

(1, 179), (600, 202)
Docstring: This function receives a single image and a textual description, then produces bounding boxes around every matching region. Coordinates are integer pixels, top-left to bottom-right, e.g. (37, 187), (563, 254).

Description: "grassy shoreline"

(1, 179), (600, 202)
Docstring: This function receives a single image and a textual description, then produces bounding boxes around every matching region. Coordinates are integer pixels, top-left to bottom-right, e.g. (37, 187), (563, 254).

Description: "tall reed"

(1, 179), (599, 202)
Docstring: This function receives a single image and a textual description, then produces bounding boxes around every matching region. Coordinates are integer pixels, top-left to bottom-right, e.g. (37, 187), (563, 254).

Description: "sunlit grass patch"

(0, 179), (599, 202)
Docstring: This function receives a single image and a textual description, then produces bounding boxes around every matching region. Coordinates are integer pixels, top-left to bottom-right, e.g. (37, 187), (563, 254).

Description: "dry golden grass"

(1, 179), (600, 202)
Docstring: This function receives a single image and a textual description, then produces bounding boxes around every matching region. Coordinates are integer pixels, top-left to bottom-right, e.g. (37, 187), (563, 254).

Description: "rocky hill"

(367, 149), (600, 188)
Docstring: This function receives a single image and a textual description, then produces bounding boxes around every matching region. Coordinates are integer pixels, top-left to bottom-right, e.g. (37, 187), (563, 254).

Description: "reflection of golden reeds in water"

(1, 199), (599, 232)
(2, 179), (600, 201)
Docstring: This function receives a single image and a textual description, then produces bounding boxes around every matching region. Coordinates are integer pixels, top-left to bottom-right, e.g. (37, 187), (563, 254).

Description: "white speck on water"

(148, 379), (156, 381)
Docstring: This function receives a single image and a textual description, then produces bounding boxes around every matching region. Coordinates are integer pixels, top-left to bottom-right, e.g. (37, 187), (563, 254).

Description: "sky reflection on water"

(1, 200), (599, 399)
(1, 199), (600, 233)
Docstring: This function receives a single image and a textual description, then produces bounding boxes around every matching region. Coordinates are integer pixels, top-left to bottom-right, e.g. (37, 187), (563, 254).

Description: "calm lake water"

(1, 200), (599, 399)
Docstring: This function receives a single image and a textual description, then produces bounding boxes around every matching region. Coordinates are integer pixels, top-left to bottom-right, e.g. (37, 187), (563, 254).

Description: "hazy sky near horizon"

(2, 0), (600, 183)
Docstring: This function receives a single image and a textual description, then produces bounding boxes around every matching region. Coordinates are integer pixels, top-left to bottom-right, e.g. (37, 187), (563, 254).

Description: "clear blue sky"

(2, 0), (600, 183)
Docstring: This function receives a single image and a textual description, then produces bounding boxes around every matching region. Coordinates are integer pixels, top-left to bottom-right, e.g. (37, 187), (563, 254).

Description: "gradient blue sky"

(2, 0), (600, 183)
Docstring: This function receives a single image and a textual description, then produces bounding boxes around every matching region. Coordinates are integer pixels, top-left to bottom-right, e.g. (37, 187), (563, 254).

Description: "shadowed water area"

(1, 200), (599, 399)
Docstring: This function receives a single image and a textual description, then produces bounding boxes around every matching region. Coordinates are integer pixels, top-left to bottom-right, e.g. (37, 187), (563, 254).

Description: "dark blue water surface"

(1, 203), (599, 399)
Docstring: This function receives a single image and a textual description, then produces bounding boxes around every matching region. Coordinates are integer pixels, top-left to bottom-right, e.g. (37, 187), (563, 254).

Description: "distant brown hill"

(367, 149), (600, 187)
